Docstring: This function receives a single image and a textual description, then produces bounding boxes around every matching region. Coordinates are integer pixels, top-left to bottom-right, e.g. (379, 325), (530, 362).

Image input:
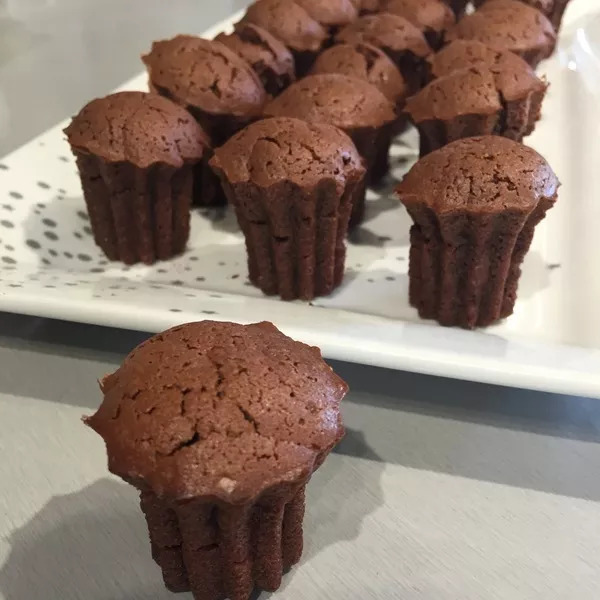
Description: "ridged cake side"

(141, 483), (306, 600)
(407, 196), (556, 328)
(221, 177), (360, 300)
(75, 153), (192, 264)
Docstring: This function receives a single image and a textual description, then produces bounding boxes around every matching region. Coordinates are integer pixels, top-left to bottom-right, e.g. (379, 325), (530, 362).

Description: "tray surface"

(0, 5), (599, 398)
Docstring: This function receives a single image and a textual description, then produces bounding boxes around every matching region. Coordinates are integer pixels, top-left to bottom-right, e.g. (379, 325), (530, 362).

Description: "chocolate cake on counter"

(85, 320), (348, 600)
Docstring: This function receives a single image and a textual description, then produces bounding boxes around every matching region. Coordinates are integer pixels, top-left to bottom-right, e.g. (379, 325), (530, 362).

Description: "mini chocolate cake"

(85, 320), (348, 600)
(446, 0), (556, 68)
(242, 0), (328, 75)
(473, 0), (571, 31)
(396, 136), (559, 328)
(215, 23), (295, 96)
(209, 117), (365, 300)
(264, 73), (397, 221)
(294, 0), (359, 36)
(408, 45), (547, 154)
(427, 38), (502, 78)
(64, 92), (207, 265)
(379, 0), (455, 49)
(335, 13), (432, 92)
(142, 36), (267, 146)
(310, 42), (407, 111)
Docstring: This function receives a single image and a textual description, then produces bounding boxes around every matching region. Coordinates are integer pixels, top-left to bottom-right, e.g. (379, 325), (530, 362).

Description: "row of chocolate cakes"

(65, 0), (567, 331)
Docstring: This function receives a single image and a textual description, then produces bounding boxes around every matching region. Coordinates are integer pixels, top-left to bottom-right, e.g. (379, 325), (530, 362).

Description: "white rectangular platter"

(1, 3), (599, 398)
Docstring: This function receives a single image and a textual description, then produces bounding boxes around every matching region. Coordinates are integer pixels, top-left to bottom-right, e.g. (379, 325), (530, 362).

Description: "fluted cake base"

(140, 485), (306, 600)
(223, 177), (361, 301)
(408, 198), (556, 328)
(75, 153), (192, 265)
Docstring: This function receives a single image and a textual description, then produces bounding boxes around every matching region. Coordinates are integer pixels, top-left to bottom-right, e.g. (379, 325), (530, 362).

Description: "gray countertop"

(1, 1), (599, 599)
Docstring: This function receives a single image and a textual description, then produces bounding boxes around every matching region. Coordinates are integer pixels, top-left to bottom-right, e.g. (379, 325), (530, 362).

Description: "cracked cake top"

(142, 36), (267, 118)
(215, 23), (296, 96)
(445, 0), (556, 59)
(264, 73), (397, 131)
(396, 136), (559, 214)
(210, 117), (364, 190)
(85, 321), (348, 502)
(310, 43), (407, 104)
(63, 91), (209, 168)
(425, 40), (546, 103)
(241, 0), (328, 53)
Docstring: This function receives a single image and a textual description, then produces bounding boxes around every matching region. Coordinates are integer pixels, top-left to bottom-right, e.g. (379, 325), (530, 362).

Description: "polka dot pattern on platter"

(0, 107), (474, 324)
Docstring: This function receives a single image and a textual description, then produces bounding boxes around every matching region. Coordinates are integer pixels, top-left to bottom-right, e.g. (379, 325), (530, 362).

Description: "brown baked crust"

(142, 36), (267, 143)
(446, 0), (556, 67)
(264, 73), (397, 129)
(310, 42), (407, 105)
(65, 92), (206, 264)
(473, 0), (570, 30)
(87, 320), (347, 600)
(210, 117), (365, 299)
(407, 46), (547, 153)
(396, 136), (559, 328)
(335, 13), (432, 90)
(398, 136), (558, 212)
(294, 0), (358, 27)
(86, 320), (348, 501)
(242, 0), (327, 51)
(264, 73), (397, 189)
(428, 39), (499, 78)
(427, 40), (548, 100)
(64, 91), (208, 168)
(335, 12), (431, 58)
(407, 67), (501, 123)
(379, 0), (455, 48)
(215, 23), (295, 96)
(143, 36), (266, 118)
(211, 116), (364, 188)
